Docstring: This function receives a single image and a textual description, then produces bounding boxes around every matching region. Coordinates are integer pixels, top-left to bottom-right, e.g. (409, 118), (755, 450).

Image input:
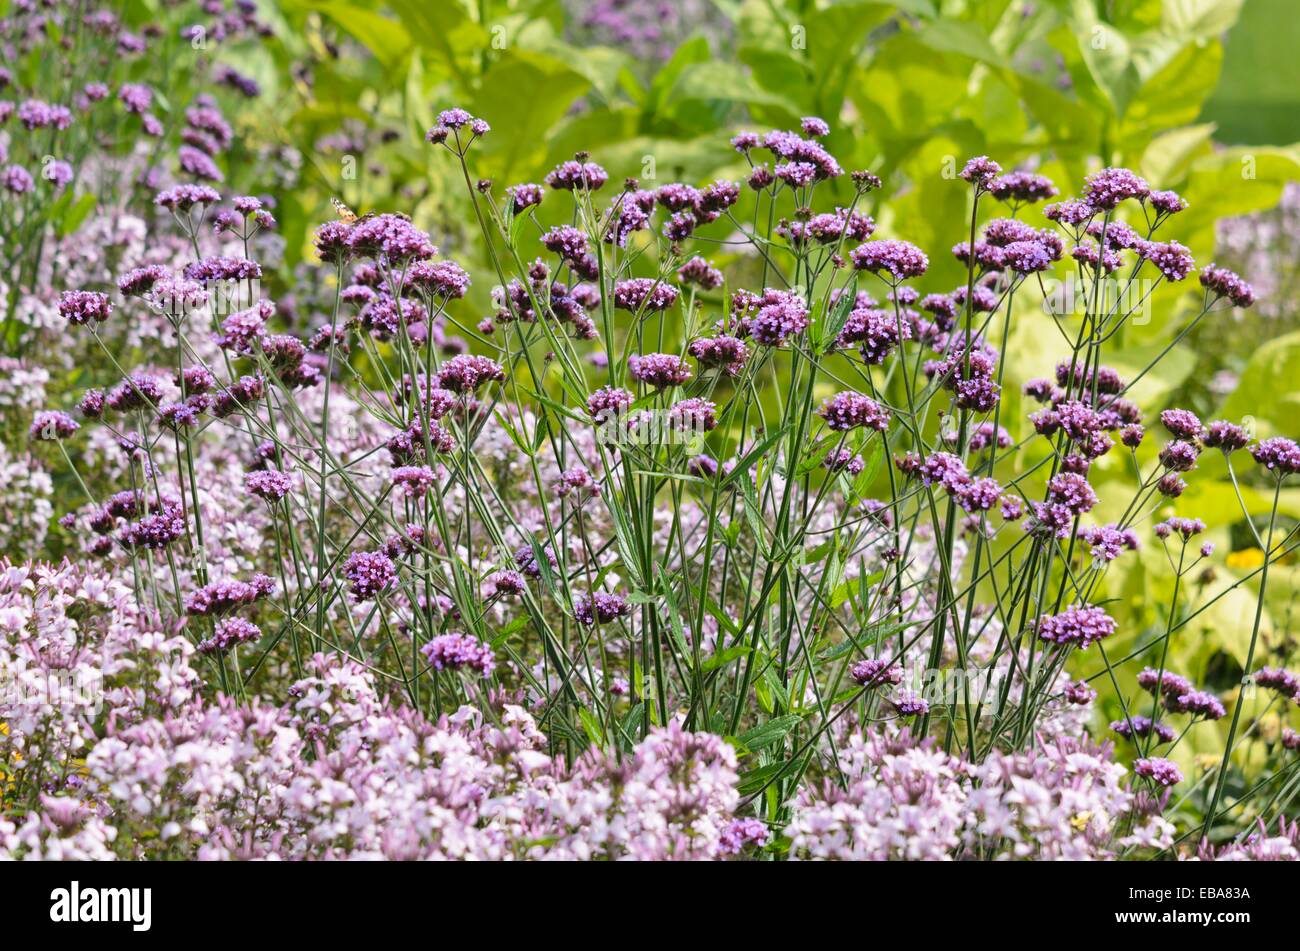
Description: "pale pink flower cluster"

(787, 729), (1171, 860)
(0, 560), (754, 860)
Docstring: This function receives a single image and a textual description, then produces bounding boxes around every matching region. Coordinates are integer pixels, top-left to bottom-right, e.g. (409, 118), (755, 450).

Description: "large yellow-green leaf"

(467, 50), (591, 182)
(295, 1), (414, 70)
(1200, 0), (1300, 144)
(1216, 330), (1300, 435)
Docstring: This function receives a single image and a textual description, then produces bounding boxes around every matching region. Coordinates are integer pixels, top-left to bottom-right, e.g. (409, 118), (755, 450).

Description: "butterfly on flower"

(330, 197), (358, 223)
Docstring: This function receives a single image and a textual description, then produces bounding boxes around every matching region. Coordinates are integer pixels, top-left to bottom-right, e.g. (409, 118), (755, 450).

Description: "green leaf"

(57, 193), (97, 237)
(1216, 330), (1300, 434)
(1200, 0), (1300, 144)
(1164, 0), (1244, 40)
(620, 702), (645, 739)
(645, 34), (712, 118)
(1071, 2), (1141, 117)
(389, 0), (486, 84)
(656, 566), (692, 661)
(819, 275), (857, 353)
(721, 425), (791, 489)
(737, 714), (802, 753)
(817, 620), (918, 661)
(578, 707), (605, 747)
(912, 19), (1001, 64)
(299, 1), (413, 69)
(664, 61), (802, 119)
(469, 50), (591, 182)
(737, 761), (788, 795)
(700, 644), (753, 672)
(1139, 124), (1215, 185)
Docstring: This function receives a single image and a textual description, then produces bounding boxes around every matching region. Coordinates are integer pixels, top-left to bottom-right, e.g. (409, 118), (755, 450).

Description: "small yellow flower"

(1227, 548), (1266, 569)
(1070, 811), (1093, 832)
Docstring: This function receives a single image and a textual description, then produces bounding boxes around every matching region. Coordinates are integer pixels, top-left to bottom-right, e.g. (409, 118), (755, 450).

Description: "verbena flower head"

(420, 632), (495, 677)
(586, 385), (635, 422)
(893, 690), (929, 716)
(244, 468), (292, 502)
(628, 352), (692, 389)
(959, 155), (1002, 188)
(678, 256), (724, 290)
(1137, 668), (1193, 698)
(1036, 605), (1116, 649)
(1147, 189), (1187, 215)
(688, 335), (749, 376)
(343, 550), (397, 602)
(347, 214), (437, 263)
(1137, 240), (1195, 281)
(850, 658), (903, 688)
(1063, 680), (1097, 705)
(957, 477), (1003, 513)
(184, 255), (263, 283)
(1043, 198), (1096, 226)
(392, 465), (437, 499)
(1250, 437), (1300, 475)
(823, 448), (865, 475)
(409, 259), (471, 299)
(514, 544), (558, 578)
(744, 290), (810, 346)
(688, 454), (719, 478)
(761, 129), (842, 179)
(988, 171), (1058, 203)
(668, 398), (717, 433)
(1203, 420), (1250, 452)
(556, 465), (601, 498)
(196, 617), (262, 655)
(506, 183), (543, 213)
(435, 354), (505, 393)
(838, 305), (908, 363)
(117, 265), (170, 297)
(1081, 167), (1149, 209)
(919, 452), (971, 492)
(1159, 409), (1203, 440)
(805, 207), (874, 244)
(850, 240), (929, 280)
(185, 574), (275, 616)
(614, 278), (679, 312)
(1046, 472), (1098, 514)
(77, 389), (106, 419)
(1169, 690), (1225, 720)
(486, 570), (527, 597)
(1133, 757), (1183, 787)
(1111, 717), (1176, 744)
(1200, 265), (1255, 307)
(17, 99), (73, 130)
(313, 220), (354, 263)
(156, 183), (222, 211)
(575, 591), (631, 626)
(1158, 439), (1200, 472)
(1254, 668), (1300, 701)
(29, 411), (79, 441)
(800, 116), (830, 137)
(719, 818), (770, 856)
(817, 391), (890, 432)
(1002, 240), (1053, 274)
(58, 290), (112, 325)
(1154, 516), (1205, 541)
(1080, 524), (1139, 562)
(546, 157), (609, 191)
